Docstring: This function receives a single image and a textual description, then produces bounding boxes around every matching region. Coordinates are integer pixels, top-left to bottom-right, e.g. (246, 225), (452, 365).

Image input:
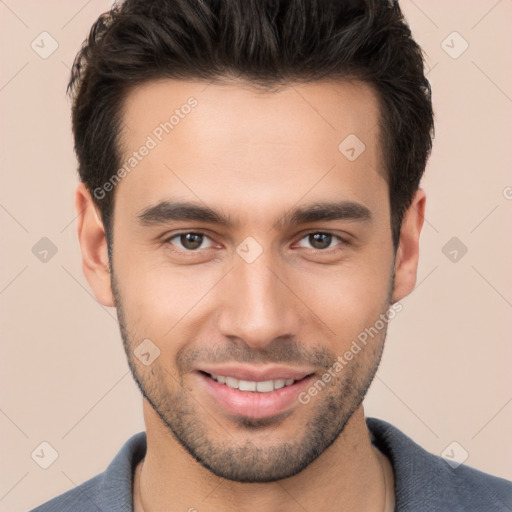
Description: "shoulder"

(28, 473), (103, 512)
(28, 431), (146, 512)
(366, 417), (512, 512)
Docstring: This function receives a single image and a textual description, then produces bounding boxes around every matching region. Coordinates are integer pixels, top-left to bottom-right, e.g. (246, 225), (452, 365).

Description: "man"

(31, 0), (512, 511)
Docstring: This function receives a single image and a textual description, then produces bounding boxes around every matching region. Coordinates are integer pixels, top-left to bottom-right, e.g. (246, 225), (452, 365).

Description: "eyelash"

(164, 230), (349, 253)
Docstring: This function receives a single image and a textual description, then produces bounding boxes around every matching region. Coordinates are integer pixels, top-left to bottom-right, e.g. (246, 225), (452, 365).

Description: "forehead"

(115, 78), (387, 225)
(121, 77), (381, 150)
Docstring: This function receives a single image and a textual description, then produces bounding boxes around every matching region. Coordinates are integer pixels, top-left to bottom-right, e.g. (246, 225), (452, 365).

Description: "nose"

(216, 250), (300, 350)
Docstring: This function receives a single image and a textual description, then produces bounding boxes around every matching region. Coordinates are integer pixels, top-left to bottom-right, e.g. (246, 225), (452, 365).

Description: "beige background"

(1, 1), (511, 510)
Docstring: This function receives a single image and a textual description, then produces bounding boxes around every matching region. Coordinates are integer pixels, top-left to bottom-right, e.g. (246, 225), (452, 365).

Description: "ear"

(75, 183), (115, 307)
(391, 188), (426, 303)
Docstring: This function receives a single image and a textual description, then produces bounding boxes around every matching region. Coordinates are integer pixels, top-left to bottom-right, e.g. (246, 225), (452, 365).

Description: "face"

(83, 78), (420, 483)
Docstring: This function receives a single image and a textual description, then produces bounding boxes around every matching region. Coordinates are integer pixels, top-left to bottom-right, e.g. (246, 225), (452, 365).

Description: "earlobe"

(75, 183), (115, 307)
(391, 188), (426, 303)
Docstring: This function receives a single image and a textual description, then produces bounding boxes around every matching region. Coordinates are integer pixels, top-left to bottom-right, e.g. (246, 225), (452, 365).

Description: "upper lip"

(197, 364), (315, 382)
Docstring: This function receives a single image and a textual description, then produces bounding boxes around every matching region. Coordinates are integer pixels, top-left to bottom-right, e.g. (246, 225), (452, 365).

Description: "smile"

(209, 374), (297, 392)
(198, 370), (315, 419)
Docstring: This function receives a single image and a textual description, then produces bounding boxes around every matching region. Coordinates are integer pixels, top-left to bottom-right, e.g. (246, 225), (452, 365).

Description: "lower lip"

(198, 372), (315, 419)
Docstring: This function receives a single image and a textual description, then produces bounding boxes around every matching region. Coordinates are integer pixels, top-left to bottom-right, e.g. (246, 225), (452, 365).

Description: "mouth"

(196, 368), (316, 419)
(205, 372), (298, 392)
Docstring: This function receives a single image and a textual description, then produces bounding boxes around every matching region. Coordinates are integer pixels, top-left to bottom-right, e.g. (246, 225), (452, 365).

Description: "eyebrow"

(137, 200), (372, 229)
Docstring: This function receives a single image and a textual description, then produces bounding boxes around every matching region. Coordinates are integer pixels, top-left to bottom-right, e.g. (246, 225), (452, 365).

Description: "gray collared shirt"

(29, 417), (512, 511)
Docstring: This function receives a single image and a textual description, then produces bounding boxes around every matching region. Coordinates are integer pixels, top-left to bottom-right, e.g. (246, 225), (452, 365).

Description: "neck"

(133, 404), (394, 512)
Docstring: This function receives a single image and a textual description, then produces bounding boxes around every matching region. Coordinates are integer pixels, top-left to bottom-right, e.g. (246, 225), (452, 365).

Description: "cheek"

(115, 253), (224, 339)
(294, 256), (392, 343)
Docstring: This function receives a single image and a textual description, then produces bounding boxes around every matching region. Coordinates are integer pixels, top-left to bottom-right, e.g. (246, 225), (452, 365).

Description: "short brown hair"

(68, 0), (434, 250)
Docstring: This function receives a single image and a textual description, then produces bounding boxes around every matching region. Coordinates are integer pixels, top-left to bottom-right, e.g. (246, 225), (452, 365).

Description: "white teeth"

(238, 379), (257, 391)
(210, 374), (297, 392)
(225, 376), (239, 389)
(273, 379), (285, 390)
(256, 380), (274, 392)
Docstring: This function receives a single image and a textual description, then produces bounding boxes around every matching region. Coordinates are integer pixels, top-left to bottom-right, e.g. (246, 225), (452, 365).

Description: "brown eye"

(309, 233), (332, 249)
(167, 232), (212, 251)
(296, 232), (344, 251)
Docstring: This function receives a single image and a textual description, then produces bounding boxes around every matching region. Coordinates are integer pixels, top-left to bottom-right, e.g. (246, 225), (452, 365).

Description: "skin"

(76, 78), (425, 512)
